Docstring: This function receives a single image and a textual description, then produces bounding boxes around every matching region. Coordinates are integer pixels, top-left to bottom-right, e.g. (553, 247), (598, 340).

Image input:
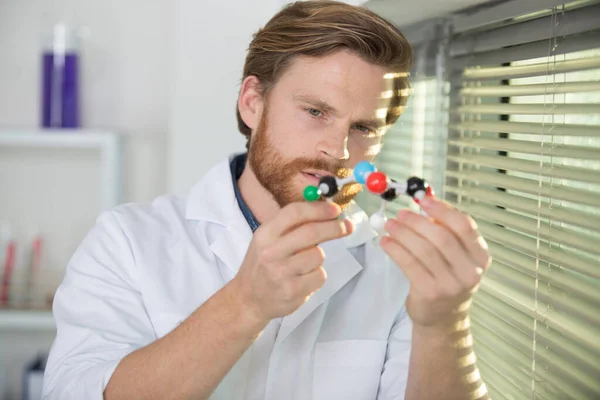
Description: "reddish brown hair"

(237, 0), (413, 145)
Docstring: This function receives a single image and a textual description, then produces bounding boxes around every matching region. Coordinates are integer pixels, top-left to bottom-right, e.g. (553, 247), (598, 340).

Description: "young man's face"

(247, 49), (396, 208)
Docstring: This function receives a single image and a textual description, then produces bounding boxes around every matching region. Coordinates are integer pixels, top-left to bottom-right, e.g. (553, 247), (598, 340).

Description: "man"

(42, 2), (491, 399)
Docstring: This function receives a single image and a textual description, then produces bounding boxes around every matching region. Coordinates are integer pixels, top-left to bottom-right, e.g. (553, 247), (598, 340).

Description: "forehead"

(272, 50), (395, 112)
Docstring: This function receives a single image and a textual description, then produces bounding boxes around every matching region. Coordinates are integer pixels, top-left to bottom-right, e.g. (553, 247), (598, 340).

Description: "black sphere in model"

(380, 179), (399, 201)
(318, 175), (339, 198)
(406, 177), (427, 198)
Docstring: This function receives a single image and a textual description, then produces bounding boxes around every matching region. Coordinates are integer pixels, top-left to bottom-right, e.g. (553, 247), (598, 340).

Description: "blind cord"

(532, 4), (563, 398)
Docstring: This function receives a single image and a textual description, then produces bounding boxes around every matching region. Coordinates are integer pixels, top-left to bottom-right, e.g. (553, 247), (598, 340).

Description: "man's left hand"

(380, 196), (492, 328)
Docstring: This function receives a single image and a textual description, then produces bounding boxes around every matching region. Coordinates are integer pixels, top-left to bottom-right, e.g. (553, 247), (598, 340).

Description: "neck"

(238, 162), (281, 225)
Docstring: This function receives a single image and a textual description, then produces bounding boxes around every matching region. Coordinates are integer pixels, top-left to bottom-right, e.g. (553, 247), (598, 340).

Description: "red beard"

(247, 103), (362, 208)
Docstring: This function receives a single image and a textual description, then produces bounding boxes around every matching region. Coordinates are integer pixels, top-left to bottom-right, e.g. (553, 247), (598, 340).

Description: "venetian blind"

(446, 1), (600, 398)
(359, 22), (449, 217)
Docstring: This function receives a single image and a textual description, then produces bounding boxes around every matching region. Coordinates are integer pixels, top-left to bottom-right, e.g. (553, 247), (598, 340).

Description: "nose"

(316, 129), (349, 161)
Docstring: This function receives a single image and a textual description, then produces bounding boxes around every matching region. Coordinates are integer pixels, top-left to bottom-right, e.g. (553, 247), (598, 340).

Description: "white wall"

(168, 0), (284, 194)
(0, 0), (171, 204)
(1, 0), (289, 396)
(0, 1), (171, 399)
(0, 0), (172, 293)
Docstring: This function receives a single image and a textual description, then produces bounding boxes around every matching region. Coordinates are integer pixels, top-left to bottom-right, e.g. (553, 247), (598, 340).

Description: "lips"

(302, 172), (320, 184)
(305, 172), (323, 179)
(302, 170), (335, 180)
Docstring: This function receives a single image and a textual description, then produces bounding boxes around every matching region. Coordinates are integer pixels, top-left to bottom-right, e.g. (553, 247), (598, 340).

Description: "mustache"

(288, 157), (351, 178)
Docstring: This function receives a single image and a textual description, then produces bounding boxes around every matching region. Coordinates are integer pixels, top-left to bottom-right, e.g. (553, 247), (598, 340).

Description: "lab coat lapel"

(186, 155), (253, 283)
(209, 223), (252, 283)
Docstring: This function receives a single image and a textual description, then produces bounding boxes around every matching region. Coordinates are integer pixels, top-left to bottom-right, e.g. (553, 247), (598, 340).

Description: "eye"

(354, 124), (374, 134)
(307, 108), (322, 117)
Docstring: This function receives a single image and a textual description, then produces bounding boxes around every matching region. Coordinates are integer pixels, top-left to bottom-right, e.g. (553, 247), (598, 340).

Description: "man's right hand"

(103, 200), (352, 400)
(231, 201), (353, 324)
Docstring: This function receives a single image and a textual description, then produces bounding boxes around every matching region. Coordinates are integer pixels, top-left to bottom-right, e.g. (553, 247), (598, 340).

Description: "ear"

(237, 76), (264, 132)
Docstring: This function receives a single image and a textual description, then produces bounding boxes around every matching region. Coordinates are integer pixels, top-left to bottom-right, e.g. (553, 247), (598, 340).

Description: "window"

(358, 29), (449, 218)
(357, 78), (442, 216)
(446, 2), (600, 398)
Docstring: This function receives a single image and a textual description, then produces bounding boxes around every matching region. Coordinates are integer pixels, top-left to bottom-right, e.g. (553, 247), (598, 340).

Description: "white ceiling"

(365, 0), (495, 27)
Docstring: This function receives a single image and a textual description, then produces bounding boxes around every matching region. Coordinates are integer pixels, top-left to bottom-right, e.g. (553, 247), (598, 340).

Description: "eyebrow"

(293, 93), (340, 116)
(292, 93), (387, 130)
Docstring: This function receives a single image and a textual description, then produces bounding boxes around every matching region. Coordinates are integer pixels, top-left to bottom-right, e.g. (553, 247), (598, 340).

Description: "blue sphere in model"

(353, 161), (376, 184)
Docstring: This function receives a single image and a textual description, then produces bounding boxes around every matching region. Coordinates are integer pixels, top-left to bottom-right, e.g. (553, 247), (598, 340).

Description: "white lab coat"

(42, 154), (413, 400)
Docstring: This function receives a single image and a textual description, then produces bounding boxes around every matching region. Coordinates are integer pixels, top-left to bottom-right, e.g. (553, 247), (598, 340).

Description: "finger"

(276, 218), (354, 257)
(379, 235), (435, 297)
(419, 198), (490, 269)
(392, 210), (481, 289)
(384, 219), (461, 293)
(284, 246), (326, 276)
(266, 201), (341, 238)
(296, 266), (328, 297)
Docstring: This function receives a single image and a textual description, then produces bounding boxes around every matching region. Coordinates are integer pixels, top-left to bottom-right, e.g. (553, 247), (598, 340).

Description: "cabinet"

(0, 129), (123, 400)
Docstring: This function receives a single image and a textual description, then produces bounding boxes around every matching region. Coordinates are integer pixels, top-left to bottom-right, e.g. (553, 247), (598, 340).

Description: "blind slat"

(473, 300), (600, 375)
(485, 260), (600, 327)
(451, 31), (600, 70)
(452, 103), (600, 115)
(379, 143), (436, 155)
(460, 81), (600, 97)
(487, 241), (600, 305)
(446, 153), (600, 184)
(462, 56), (600, 80)
(478, 358), (536, 400)
(445, 169), (600, 207)
(475, 346), (531, 400)
(452, 0), (575, 34)
(473, 329), (531, 376)
(479, 278), (600, 354)
(455, 202), (600, 258)
(444, 184), (600, 231)
(476, 356), (530, 399)
(473, 295), (600, 372)
(450, 120), (599, 136)
(474, 220), (599, 279)
(472, 318), (600, 397)
(448, 137), (600, 160)
(450, 4), (600, 57)
(476, 362), (526, 399)
(474, 338), (570, 399)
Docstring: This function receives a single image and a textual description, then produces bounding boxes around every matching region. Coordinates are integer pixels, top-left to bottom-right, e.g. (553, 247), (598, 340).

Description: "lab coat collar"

(185, 154), (244, 226)
(185, 154), (378, 343)
(186, 154), (254, 283)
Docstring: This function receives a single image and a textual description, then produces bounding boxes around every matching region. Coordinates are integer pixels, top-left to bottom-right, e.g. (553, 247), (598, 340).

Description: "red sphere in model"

(426, 185), (434, 197)
(366, 171), (388, 194)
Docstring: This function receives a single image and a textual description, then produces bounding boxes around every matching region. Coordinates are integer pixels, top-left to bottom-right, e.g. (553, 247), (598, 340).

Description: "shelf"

(0, 309), (55, 331)
(0, 128), (120, 149)
(0, 128), (124, 209)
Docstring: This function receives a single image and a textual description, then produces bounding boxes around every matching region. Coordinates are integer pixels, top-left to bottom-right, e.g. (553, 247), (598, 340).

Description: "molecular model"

(303, 160), (434, 234)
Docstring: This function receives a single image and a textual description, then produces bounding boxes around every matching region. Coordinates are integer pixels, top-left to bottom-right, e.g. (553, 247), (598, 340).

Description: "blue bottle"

(41, 23), (79, 128)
